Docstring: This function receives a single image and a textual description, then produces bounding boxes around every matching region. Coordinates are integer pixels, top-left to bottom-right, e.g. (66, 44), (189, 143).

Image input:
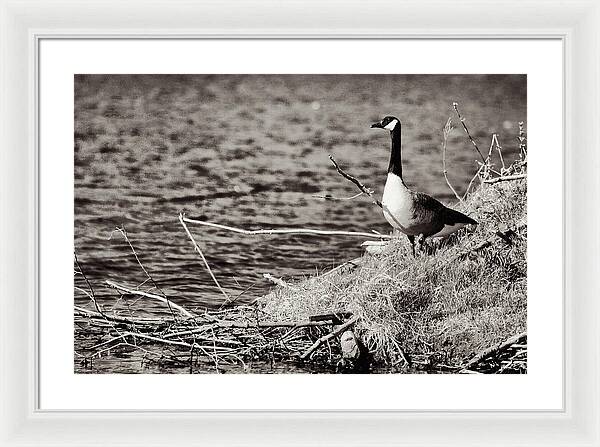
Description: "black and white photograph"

(74, 74), (527, 374)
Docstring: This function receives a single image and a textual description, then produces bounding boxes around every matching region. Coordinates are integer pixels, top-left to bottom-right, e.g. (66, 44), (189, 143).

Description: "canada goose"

(371, 116), (477, 256)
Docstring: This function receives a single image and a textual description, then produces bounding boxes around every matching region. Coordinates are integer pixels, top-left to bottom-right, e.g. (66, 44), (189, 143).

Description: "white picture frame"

(1, 0), (598, 445)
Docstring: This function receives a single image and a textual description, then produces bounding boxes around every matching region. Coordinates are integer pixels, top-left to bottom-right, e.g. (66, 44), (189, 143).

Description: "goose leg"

(407, 235), (416, 257)
(418, 234), (427, 254)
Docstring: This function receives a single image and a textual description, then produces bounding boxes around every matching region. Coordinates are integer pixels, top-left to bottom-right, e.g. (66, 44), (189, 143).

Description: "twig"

(487, 133), (496, 160)
(164, 333), (243, 347)
(518, 121), (527, 160)
(223, 282), (257, 308)
(462, 164), (484, 201)
(111, 226), (177, 320)
(462, 133), (504, 199)
(178, 213), (232, 304)
(74, 251), (105, 317)
(221, 320), (333, 329)
(210, 326), (220, 373)
(441, 117), (462, 201)
(163, 320), (334, 340)
(89, 334), (129, 351)
(480, 134), (497, 179)
(105, 280), (195, 319)
(483, 174), (527, 184)
(74, 286), (96, 303)
(493, 134), (506, 172)
(329, 155), (377, 202)
(452, 102), (486, 163)
(312, 192), (364, 201)
(328, 155), (407, 231)
(74, 305), (164, 325)
(300, 316), (359, 360)
(84, 342), (154, 362)
(123, 332), (235, 352)
(181, 214), (392, 240)
(463, 134), (496, 199)
(461, 332), (527, 371)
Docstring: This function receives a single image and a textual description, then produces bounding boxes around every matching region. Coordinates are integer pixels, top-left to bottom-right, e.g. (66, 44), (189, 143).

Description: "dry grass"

(259, 169), (527, 369)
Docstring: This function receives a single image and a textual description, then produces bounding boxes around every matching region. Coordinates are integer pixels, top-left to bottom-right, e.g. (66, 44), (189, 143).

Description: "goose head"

(371, 116), (400, 132)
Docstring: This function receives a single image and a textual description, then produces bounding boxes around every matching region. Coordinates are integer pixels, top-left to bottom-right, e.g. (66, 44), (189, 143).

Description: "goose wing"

(413, 192), (478, 226)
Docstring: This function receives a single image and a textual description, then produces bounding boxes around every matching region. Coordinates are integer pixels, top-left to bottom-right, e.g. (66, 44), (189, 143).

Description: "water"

(74, 74), (526, 315)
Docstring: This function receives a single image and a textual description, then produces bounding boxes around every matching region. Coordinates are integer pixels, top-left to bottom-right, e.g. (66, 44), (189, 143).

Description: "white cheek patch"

(384, 119), (398, 130)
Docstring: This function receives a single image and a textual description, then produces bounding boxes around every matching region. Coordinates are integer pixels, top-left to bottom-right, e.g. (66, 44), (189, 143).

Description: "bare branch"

(181, 214), (392, 240)
(441, 117), (462, 202)
(178, 213), (233, 305)
(105, 280), (196, 319)
(111, 226), (177, 320)
(328, 155), (378, 202)
(300, 316), (360, 360)
(328, 155), (407, 232)
(74, 251), (105, 317)
(462, 164), (484, 201)
(74, 305), (164, 325)
(518, 121), (527, 160)
(483, 174), (527, 184)
(462, 133), (497, 199)
(493, 134), (506, 172)
(452, 102), (486, 163)
(312, 191), (364, 201)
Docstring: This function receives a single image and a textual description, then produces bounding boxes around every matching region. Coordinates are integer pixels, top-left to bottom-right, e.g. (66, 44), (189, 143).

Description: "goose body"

(372, 116), (477, 253)
(382, 172), (474, 238)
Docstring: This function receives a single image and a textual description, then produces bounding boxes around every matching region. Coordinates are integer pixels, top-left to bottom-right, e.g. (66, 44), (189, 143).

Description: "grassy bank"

(259, 169), (527, 371)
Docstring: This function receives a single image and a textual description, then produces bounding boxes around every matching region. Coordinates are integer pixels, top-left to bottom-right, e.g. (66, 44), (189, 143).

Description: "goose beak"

(371, 122), (383, 129)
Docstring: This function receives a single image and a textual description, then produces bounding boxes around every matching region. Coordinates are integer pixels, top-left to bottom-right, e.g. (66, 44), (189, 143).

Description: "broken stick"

(300, 316), (360, 360)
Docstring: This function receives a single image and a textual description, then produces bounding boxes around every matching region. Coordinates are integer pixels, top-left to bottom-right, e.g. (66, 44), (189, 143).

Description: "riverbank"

(258, 170), (527, 371)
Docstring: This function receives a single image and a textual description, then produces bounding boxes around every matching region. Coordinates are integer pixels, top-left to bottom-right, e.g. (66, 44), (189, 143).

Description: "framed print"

(1, 0), (599, 446)
(46, 40), (555, 411)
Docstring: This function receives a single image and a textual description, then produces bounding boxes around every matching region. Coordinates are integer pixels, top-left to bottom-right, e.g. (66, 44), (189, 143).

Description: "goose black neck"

(387, 125), (403, 178)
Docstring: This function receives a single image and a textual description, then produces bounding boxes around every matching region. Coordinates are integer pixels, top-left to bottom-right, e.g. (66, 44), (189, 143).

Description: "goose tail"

(445, 207), (477, 226)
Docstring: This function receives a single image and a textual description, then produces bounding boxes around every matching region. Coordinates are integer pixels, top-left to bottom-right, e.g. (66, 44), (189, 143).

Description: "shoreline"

(257, 173), (527, 372)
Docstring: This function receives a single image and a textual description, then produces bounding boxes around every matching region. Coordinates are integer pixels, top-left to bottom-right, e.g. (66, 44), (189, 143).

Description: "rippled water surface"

(74, 74), (526, 316)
